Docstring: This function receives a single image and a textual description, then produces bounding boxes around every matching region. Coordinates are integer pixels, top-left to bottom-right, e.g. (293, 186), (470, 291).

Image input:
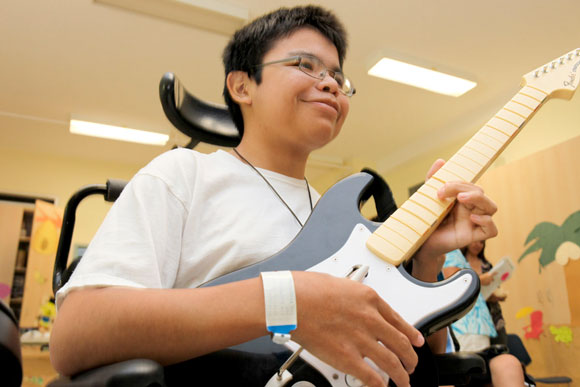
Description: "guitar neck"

(366, 84), (547, 266)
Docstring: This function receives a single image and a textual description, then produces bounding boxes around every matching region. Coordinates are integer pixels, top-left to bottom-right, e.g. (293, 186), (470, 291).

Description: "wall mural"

(518, 210), (580, 272)
(31, 204), (62, 256)
(516, 210), (580, 345)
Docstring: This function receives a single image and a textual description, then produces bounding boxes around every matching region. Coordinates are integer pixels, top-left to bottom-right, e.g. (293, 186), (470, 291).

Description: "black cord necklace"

(233, 148), (313, 228)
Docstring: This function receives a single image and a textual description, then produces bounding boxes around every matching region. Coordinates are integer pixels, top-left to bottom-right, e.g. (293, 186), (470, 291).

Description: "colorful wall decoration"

(519, 210), (580, 272)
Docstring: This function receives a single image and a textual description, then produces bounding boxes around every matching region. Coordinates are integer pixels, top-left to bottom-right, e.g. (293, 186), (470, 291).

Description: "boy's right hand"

(291, 271), (424, 387)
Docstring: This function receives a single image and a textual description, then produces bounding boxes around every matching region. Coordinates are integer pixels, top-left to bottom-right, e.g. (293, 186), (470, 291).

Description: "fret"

(460, 145), (490, 167)
(428, 176), (446, 188)
(415, 189), (447, 213)
(402, 200), (439, 225)
(442, 161), (475, 180)
(456, 151), (484, 167)
(435, 166), (470, 183)
(519, 91), (542, 103)
(465, 138), (495, 158)
(385, 216), (423, 241)
(503, 107), (527, 120)
(481, 126), (509, 144)
(409, 197), (439, 218)
(382, 222), (414, 244)
(393, 208), (430, 235)
(471, 135), (499, 152)
(505, 100), (534, 116)
(473, 133), (501, 151)
(498, 109), (526, 126)
(399, 207), (430, 227)
(448, 157), (477, 176)
(478, 130), (505, 149)
(494, 114), (522, 128)
(417, 184), (441, 201)
(373, 223), (413, 251)
(488, 118), (518, 136)
(389, 215), (422, 236)
(484, 124), (511, 138)
(526, 84), (548, 95)
(510, 99), (535, 111)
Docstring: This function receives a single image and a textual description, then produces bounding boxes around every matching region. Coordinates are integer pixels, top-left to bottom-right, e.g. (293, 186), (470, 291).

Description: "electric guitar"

(191, 49), (579, 386)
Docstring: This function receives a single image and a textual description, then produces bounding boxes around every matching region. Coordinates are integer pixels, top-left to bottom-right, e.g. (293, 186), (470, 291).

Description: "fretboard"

(366, 84), (547, 265)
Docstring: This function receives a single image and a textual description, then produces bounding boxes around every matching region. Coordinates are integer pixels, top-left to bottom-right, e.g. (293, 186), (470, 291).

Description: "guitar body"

(185, 172), (479, 386)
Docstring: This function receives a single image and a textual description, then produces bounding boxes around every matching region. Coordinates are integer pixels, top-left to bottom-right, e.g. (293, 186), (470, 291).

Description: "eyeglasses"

(254, 55), (356, 97)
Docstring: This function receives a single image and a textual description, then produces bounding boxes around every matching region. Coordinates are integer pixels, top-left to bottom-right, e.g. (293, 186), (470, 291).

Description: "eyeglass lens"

(298, 56), (352, 95)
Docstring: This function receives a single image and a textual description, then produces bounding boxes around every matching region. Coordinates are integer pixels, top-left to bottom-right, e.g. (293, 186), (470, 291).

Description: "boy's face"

(247, 27), (350, 154)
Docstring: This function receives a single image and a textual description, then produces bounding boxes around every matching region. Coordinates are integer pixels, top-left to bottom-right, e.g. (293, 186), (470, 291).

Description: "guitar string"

(233, 148), (313, 228)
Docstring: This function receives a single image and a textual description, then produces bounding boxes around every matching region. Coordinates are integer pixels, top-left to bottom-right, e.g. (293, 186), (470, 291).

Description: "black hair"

(461, 240), (490, 264)
(222, 5), (348, 135)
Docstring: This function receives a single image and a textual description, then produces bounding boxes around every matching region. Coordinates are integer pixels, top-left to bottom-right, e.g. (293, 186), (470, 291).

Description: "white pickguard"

(284, 224), (474, 386)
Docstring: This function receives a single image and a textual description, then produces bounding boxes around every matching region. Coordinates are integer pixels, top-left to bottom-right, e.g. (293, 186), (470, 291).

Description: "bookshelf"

(0, 201), (61, 327)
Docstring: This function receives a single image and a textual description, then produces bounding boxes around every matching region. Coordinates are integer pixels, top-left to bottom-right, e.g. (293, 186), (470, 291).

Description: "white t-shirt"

(56, 148), (320, 307)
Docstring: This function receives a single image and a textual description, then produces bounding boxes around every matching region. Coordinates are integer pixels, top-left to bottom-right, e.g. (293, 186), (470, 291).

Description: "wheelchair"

(1, 72), (490, 386)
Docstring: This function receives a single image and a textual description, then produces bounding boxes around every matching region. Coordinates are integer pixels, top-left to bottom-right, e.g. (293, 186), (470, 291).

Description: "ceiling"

(1, 0), (578, 176)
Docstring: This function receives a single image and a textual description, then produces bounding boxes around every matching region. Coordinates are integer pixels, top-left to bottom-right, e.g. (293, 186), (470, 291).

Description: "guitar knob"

(345, 374), (365, 387)
(291, 382), (316, 387)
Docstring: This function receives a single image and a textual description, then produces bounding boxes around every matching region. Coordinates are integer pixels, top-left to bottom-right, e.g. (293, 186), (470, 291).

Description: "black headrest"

(159, 72), (241, 148)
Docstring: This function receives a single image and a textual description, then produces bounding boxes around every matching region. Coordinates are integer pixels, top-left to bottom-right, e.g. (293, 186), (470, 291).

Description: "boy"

(50, 6), (498, 387)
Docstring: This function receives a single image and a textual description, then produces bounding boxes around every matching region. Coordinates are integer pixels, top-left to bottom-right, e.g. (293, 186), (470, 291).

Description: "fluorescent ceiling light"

(70, 119), (169, 146)
(368, 57), (477, 97)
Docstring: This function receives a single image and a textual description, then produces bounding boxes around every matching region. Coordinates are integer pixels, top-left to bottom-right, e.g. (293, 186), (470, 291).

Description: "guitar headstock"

(522, 48), (580, 100)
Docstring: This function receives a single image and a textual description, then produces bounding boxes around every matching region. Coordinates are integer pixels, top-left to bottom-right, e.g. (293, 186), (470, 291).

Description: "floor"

(21, 345), (58, 387)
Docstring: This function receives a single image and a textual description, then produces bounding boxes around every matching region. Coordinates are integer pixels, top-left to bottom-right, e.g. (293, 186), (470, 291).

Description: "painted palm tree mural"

(519, 210), (580, 272)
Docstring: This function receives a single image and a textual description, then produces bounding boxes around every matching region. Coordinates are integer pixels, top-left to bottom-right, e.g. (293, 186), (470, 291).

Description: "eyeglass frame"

(253, 55), (356, 97)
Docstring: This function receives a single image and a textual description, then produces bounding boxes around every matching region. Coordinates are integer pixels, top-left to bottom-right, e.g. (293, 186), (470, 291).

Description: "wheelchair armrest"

(530, 375), (573, 384)
(47, 359), (165, 387)
(436, 352), (487, 386)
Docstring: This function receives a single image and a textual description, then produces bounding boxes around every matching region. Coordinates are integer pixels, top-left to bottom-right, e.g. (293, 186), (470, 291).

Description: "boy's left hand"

(419, 159), (498, 260)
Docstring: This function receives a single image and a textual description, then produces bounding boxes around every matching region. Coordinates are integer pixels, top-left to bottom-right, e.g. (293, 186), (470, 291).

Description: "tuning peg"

(534, 70), (540, 77)
(576, 49), (580, 56)
(560, 57), (565, 64)
(551, 61), (557, 69)
(543, 65), (549, 73)
(568, 53), (574, 60)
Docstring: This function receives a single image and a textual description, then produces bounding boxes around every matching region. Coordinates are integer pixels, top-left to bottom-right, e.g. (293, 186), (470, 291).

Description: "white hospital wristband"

(260, 271), (297, 344)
